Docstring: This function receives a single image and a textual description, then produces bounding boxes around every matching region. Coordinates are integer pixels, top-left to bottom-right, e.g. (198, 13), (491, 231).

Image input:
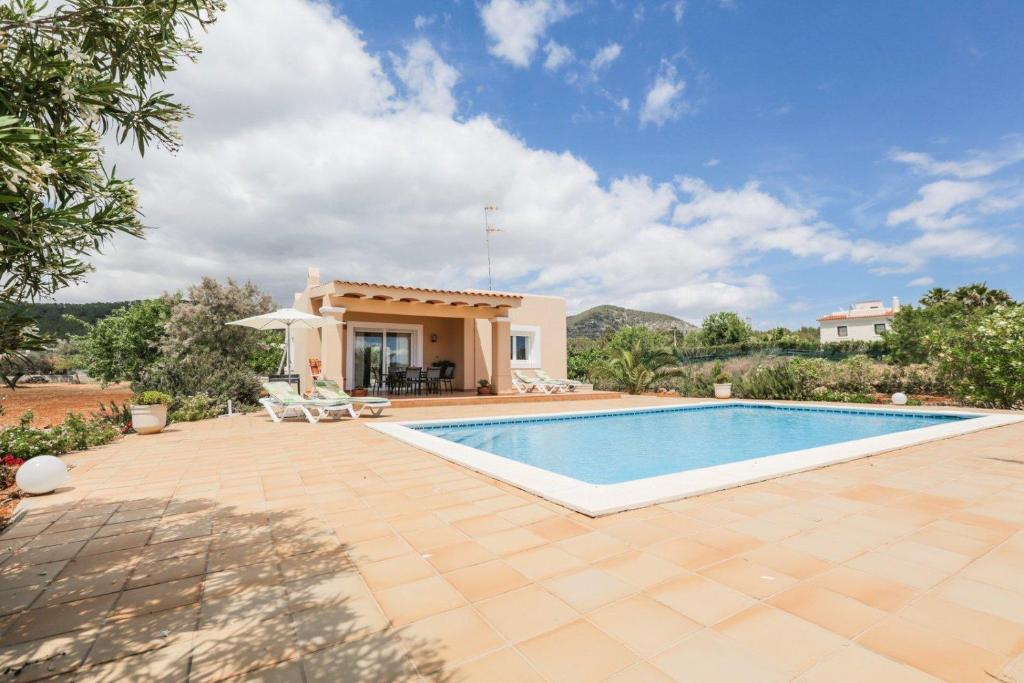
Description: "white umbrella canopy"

(227, 308), (339, 374)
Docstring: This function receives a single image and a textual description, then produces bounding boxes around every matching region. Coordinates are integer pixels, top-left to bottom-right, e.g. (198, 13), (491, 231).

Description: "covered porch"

(294, 271), (523, 395)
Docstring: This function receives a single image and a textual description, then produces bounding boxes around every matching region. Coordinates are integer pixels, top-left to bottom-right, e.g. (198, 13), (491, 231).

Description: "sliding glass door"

(348, 325), (421, 389)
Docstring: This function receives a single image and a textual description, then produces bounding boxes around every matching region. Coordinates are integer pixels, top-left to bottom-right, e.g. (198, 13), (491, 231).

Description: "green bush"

(169, 394), (220, 422)
(132, 390), (172, 406)
(933, 305), (1024, 409)
(135, 355), (261, 406)
(0, 410), (120, 459)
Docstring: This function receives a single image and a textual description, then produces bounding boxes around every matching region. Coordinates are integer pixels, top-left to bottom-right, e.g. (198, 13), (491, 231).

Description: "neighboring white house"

(818, 297), (899, 343)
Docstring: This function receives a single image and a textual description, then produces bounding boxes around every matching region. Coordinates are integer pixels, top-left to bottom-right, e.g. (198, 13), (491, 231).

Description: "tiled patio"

(1, 396), (1023, 682)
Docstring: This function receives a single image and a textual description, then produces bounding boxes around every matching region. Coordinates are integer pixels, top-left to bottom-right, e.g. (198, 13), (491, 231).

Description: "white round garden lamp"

(16, 456), (70, 495)
(891, 392), (908, 406)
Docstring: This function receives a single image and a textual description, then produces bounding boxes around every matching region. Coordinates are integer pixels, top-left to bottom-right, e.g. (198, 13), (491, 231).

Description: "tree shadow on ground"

(0, 495), (455, 682)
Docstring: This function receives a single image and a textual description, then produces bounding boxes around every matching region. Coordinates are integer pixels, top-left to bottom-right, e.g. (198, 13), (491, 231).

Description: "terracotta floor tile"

(900, 593), (1024, 657)
(602, 520), (678, 548)
(0, 584), (45, 616)
(399, 605), (504, 672)
(126, 552), (207, 589)
(525, 516), (590, 542)
(110, 575), (202, 620)
(518, 619), (636, 682)
(0, 593), (116, 645)
(796, 644), (939, 682)
(7, 541), (85, 567)
(200, 584), (290, 626)
(542, 567), (635, 612)
(453, 513), (515, 536)
(444, 559), (530, 602)
(769, 583), (887, 639)
(811, 565), (918, 611)
(597, 550), (686, 589)
(699, 556), (798, 599)
(858, 615), (1008, 682)
(291, 598), (388, 651)
(284, 570), (370, 612)
(845, 550), (948, 590)
(714, 604), (846, 675)
(423, 539), (495, 573)
(0, 560), (69, 591)
(39, 567), (130, 605)
(227, 659), (305, 682)
(301, 630), (418, 682)
(475, 527), (546, 556)
(504, 544), (585, 580)
(556, 531), (630, 562)
(740, 543), (832, 579)
(652, 629), (790, 683)
(935, 577), (1024, 627)
(0, 631), (97, 682)
(588, 594), (700, 657)
(374, 575), (466, 626)
(648, 537), (729, 570)
(476, 585), (577, 642)
(605, 661), (676, 683)
(347, 534), (412, 563)
(85, 603), (198, 665)
(450, 646), (547, 683)
(190, 614), (298, 683)
(646, 573), (756, 625)
(204, 561), (281, 598)
(359, 553), (435, 591)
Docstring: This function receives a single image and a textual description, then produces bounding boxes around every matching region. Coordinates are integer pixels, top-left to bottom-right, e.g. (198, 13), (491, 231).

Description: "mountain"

(567, 305), (699, 340)
(21, 301), (139, 338)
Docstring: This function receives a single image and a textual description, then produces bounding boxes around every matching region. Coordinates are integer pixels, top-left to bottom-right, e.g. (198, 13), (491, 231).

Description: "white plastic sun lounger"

(534, 369), (583, 392)
(260, 382), (357, 424)
(313, 379), (391, 417)
(512, 370), (561, 394)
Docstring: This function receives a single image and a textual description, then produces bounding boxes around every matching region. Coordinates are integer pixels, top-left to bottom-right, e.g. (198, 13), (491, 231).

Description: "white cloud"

(391, 39), (459, 117)
(888, 139), (1024, 179)
(671, 1), (686, 23)
(907, 276), (935, 287)
(542, 40), (573, 71)
(413, 14), (435, 30)
(59, 0), (1012, 325)
(886, 180), (989, 230)
(639, 61), (686, 127)
(480, 0), (572, 68)
(589, 42), (622, 71)
(704, 158), (720, 167)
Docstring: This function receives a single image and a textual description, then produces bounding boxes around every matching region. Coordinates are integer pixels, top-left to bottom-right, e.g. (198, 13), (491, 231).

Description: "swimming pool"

(413, 404), (969, 484)
(370, 401), (1019, 516)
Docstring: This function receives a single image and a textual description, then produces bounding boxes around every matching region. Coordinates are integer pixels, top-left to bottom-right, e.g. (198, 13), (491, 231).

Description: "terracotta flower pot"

(131, 404), (167, 435)
(713, 383), (732, 399)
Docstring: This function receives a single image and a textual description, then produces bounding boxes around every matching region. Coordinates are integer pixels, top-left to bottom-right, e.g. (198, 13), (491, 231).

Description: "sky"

(60, 0), (1024, 327)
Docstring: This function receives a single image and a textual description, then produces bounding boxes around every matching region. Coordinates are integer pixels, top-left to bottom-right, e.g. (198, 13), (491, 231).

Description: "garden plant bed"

(0, 383), (132, 427)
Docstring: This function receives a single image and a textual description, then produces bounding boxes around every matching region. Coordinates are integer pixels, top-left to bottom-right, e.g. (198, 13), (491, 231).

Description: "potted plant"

(711, 362), (732, 399)
(477, 379), (494, 395)
(351, 385), (368, 397)
(131, 391), (172, 434)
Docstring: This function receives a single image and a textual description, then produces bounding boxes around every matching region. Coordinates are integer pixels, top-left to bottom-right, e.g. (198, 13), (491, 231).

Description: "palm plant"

(590, 340), (683, 394)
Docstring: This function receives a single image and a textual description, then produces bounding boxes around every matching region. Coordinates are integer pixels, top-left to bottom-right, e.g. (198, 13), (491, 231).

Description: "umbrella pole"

(285, 321), (292, 376)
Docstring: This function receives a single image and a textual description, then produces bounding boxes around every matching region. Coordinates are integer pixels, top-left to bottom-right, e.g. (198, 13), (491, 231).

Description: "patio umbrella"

(227, 308), (339, 375)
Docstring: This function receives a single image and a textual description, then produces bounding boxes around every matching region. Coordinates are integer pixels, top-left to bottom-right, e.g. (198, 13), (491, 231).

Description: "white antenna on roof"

(483, 205), (502, 290)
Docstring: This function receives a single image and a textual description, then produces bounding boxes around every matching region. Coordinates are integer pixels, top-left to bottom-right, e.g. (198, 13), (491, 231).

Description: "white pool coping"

(368, 400), (1024, 517)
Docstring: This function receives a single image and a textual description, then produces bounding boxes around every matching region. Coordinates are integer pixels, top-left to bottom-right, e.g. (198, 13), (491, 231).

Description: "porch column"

(490, 316), (512, 394)
(319, 305), (346, 388)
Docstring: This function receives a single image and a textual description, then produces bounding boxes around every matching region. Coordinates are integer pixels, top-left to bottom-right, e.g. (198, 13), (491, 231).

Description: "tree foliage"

(74, 298), (171, 384)
(590, 334), (683, 394)
(700, 311), (753, 346)
(0, 0), (222, 357)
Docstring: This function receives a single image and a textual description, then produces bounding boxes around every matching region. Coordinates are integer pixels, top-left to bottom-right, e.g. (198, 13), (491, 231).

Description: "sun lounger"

(512, 370), (561, 394)
(313, 379), (391, 417)
(534, 370), (583, 392)
(260, 381), (356, 423)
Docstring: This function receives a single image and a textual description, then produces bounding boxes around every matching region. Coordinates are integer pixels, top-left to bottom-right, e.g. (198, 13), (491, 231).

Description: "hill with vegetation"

(567, 304), (699, 340)
(23, 301), (138, 338)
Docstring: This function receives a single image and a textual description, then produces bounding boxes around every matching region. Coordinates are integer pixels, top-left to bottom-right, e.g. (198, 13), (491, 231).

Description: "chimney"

(892, 296), (900, 313)
(307, 266), (321, 287)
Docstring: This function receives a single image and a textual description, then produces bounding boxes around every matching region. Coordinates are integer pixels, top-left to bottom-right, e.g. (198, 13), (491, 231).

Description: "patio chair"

(441, 364), (455, 393)
(534, 369), (583, 392)
(313, 379), (392, 417)
(512, 370), (558, 394)
(260, 382), (357, 424)
(405, 367), (423, 395)
(424, 366), (442, 395)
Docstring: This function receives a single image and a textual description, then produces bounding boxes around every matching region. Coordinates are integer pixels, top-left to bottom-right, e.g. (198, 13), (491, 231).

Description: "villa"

(292, 267), (567, 394)
(817, 297), (900, 343)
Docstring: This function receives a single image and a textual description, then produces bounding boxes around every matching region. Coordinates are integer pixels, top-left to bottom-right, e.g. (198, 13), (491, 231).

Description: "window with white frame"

(509, 325), (541, 368)
(837, 325), (848, 337)
(874, 323), (886, 335)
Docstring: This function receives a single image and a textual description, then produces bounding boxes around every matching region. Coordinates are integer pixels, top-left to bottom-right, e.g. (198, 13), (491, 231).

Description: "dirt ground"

(0, 382), (133, 427)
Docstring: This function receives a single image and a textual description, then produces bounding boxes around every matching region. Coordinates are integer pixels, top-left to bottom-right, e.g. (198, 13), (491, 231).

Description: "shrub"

(132, 391), (172, 406)
(135, 355), (261, 406)
(0, 411), (120, 459)
(933, 305), (1024, 409)
(73, 299), (172, 385)
(169, 394), (220, 422)
(700, 312), (753, 346)
(736, 361), (810, 400)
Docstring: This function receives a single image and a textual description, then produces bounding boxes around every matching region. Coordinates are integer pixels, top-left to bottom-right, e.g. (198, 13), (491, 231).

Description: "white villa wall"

(819, 316), (891, 343)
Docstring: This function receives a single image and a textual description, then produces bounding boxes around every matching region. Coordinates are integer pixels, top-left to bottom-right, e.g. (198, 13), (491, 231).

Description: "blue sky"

(77, 0), (1024, 328)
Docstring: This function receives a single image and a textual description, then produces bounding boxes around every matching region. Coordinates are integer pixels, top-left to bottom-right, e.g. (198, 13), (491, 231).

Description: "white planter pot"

(713, 383), (732, 399)
(131, 404), (167, 435)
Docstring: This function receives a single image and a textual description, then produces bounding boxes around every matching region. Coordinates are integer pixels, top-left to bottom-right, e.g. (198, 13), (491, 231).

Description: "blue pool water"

(414, 404), (969, 485)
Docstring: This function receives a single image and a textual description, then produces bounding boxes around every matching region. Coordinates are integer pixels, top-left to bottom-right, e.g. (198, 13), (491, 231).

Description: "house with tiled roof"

(818, 297), (900, 343)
